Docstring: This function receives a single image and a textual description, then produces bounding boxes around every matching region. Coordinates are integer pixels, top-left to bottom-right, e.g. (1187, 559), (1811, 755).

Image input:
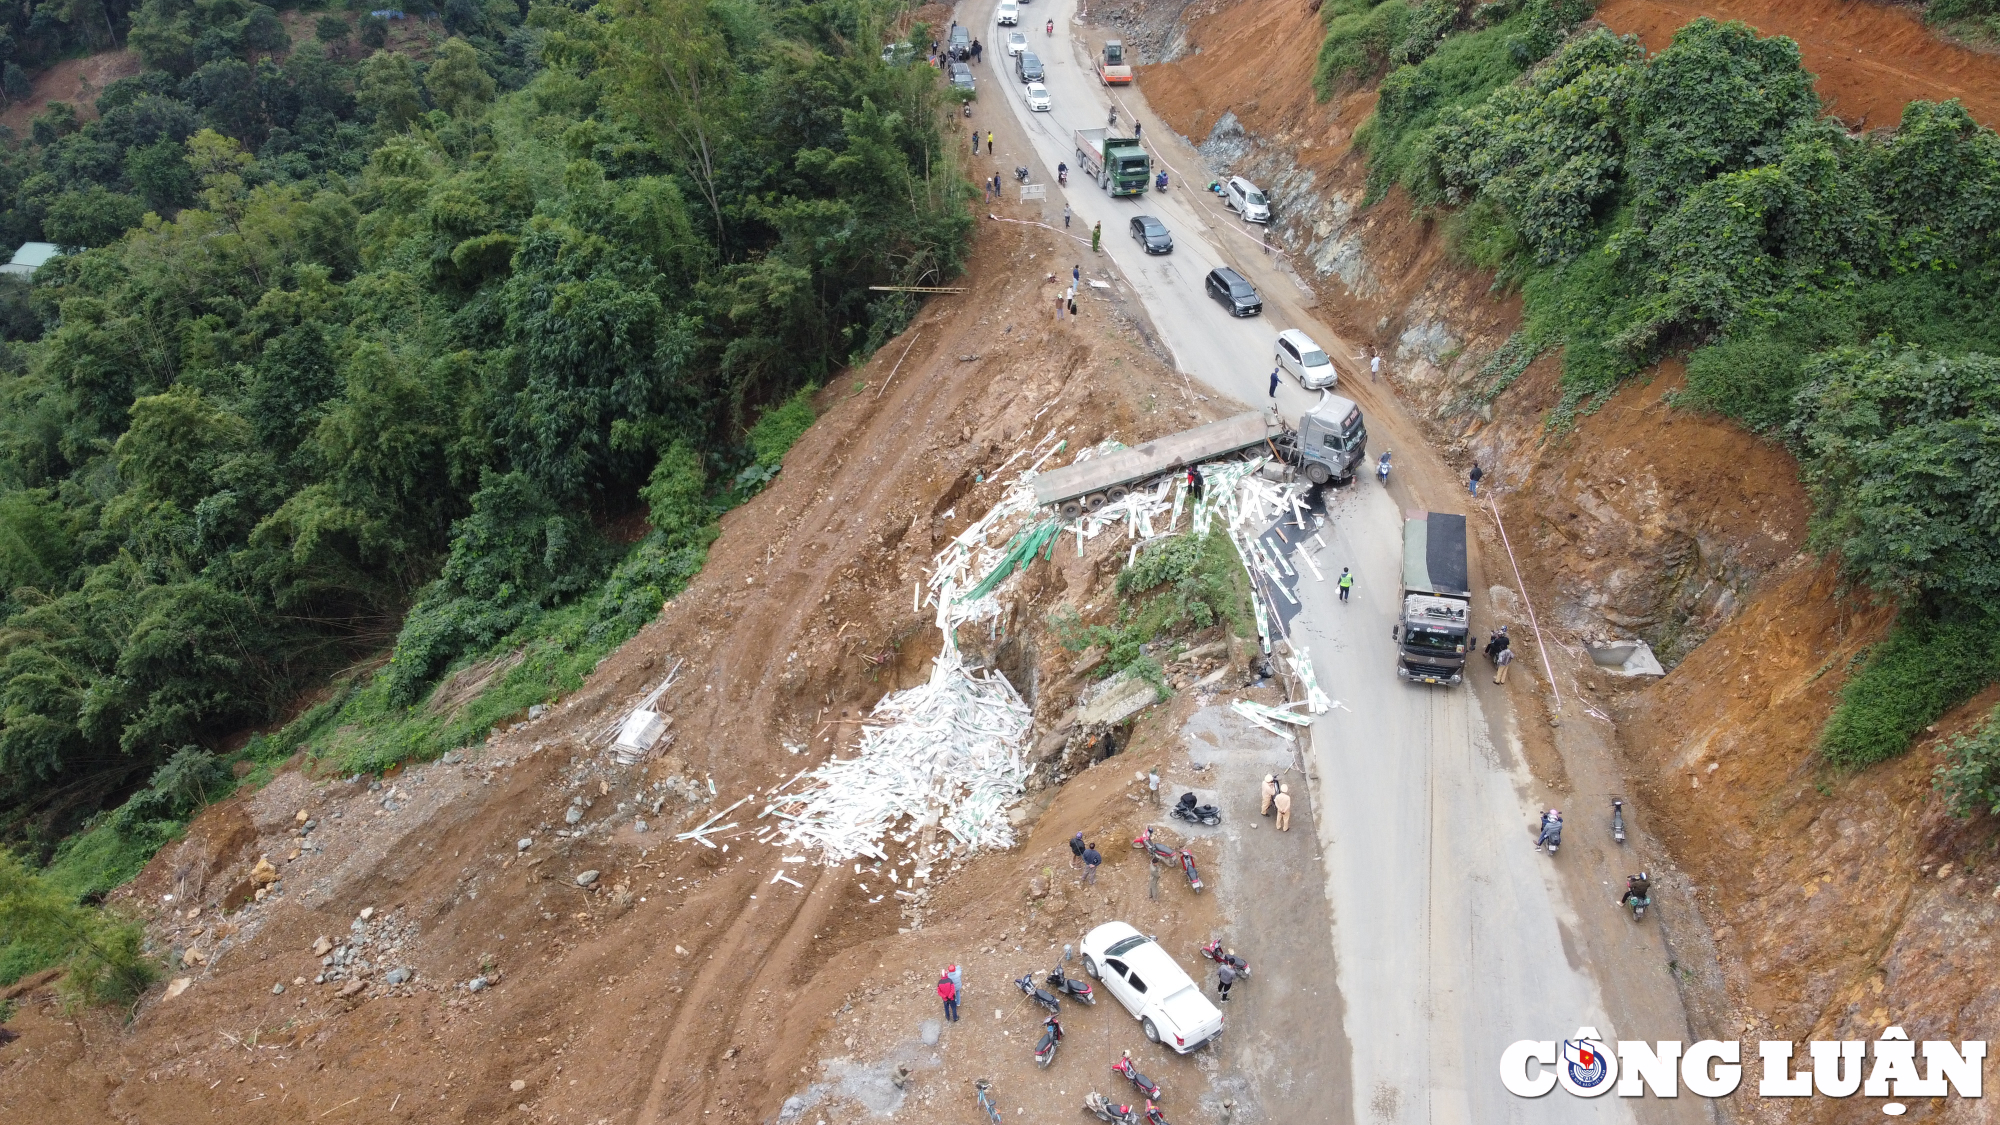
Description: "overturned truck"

(1032, 398), (1367, 519)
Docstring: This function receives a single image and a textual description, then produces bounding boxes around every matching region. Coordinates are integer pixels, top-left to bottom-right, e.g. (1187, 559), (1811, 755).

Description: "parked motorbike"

(1199, 941), (1250, 980)
(1168, 792), (1220, 827)
(1015, 165), (1030, 183)
(1133, 826), (1177, 865)
(1112, 1052), (1162, 1100)
(1612, 798), (1626, 844)
(1015, 973), (1062, 1014)
(1035, 1015), (1064, 1067)
(1047, 964), (1095, 1005)
(1083, 1093), (1141, 1124)
(1376, 450), (1392, 485)
(1483, 627), (1511, 664)
(1144, 1101), (1171, 1125)
(1537, 810), (1562, 857)
(1180, 847), (1203, 892)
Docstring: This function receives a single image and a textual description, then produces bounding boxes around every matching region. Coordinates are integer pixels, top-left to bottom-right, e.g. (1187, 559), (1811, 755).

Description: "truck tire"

(1305, 462), (1331, 485)
(1107, 484), (1129, 503)
(1060, 499), (1084, 520)
(1085, 492), (1109, 512)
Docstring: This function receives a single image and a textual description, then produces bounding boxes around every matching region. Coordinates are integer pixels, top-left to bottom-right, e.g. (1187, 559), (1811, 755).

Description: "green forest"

(0, 0), (967, 993)
(1320, 2), (2000, 773)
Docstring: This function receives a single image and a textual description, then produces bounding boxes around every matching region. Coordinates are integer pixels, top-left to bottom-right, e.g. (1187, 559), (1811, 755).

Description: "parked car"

(1023, 81), (1051, 111)
(1016, 49), (1044, 82)
(1275, 328), (1336, 389)
(949, 62), (975, 93)
(1205, 267), (1261, 317)
(997, 0), (1019, 24)
(1129, 215), (1173, 254)
(1079, 922), (1224, 1054)
(949, 24), (971, 59)
(1224, 175), (1271, 224)
(1006, 29), (1027, 55)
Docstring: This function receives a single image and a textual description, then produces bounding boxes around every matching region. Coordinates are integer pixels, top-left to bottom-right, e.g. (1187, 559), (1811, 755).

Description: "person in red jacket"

(938, 972), (959, 1022)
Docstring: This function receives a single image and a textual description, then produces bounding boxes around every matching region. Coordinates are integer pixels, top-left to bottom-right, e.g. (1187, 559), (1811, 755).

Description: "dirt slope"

(0, 191), (1243, 1122)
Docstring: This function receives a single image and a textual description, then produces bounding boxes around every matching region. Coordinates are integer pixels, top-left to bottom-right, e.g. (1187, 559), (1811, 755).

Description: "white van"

(1225, 176), (1270, 224)
(1275, 328), (1337, 390)
(997, 1), (1019, 25)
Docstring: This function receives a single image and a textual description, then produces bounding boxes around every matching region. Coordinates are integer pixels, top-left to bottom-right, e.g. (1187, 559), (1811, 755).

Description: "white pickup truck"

(1079, 922), (1224, 1053)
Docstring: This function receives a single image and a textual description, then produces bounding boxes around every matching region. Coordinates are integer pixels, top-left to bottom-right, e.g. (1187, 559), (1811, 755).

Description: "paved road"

(968, 4), (1703, 1120)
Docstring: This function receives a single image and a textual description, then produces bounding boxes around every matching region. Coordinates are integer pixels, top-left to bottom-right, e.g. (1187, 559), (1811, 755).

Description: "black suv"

(1017, 50), (1043, 82)
(1205, 267), (1261, 316)
(949, 25), (971, 59)
(1130, 215), (1173, 254)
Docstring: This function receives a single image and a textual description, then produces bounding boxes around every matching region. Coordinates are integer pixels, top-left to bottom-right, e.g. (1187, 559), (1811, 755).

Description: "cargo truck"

(1393, 511), (1471, 685)
(1074, 128), (1151, 197)
(1032, 397), (1367, 519)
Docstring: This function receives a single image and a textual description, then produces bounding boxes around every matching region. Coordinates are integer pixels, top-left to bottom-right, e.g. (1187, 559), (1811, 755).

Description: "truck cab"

(1290, 394), (1366, 484)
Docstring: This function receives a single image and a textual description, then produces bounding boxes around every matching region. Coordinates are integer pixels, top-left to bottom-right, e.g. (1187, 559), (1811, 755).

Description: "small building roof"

(1, 241), (63, 279)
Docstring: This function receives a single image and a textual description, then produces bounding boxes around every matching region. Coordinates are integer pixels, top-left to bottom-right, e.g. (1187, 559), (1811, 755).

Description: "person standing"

(1338, 567), (1354, 602)
(1268, 367), (1281, 398)
(1469, 462), (1484, 497)
(1494, 645), (1515, 684)
(1067, 285), (1078, 318)
(973, 39), (983, 63)
(1091, 221), (1102, 252)
(938, 972), (959, 1021)
(1082, 843), (1102, 885)
(1070, 831), (1086, 869)
(1370, 348), (1382, 381)
(1055, 289), (1065, 320)
(971, 129), (978, 156)
(1072, 263), (1080, 286)
(947, 962), (963, 999)
(1260, 773), (1279, 817)
(1063, 204), (1071, 228)
(1216, 961), (1235, 1002)
(986, 130), (994, 155)
(1274, 785), (1292, 831)
(1133, 121), (1142, 142)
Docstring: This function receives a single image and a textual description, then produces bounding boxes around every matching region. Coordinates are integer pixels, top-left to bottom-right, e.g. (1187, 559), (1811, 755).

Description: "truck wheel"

(1085, 492), (1108, 512)
(1305, 463), (1331, 485)
(1060, 500), (1084, 520)
(1107, 485), (1129, 503)
(1143, 1018), (1161, 1044)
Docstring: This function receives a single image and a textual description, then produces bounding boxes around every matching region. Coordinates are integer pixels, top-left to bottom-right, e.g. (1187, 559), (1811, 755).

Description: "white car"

(1225, 175), (1271, 224)
(1023, 81), (1051, 111)
(1276, 328), (1337, 390)
(997, 0), (1019, 24)
(1079, 922), (1224, 1053)
(1006, 29), (1028, 56)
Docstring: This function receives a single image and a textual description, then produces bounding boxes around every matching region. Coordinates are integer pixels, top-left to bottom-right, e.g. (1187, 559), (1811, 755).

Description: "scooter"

(1047, 19), (1054, 34)
(1015, 973), (1062, 1014)
(1132, 826), (1177, 865)
(1154, 170), (1168, 192)
(1168, 792), (1220, 827)
(1179, 847), (1204, 893)
(1611, 798), (1626, 844)
(1144, 1101), (1171, 1125)
(1537, 811), (1562, 857)
(1376, 450), (1392, 485)
(1058, 166), (1068, 186)
(1046, 964), (1095, 1005)
(1083, 1093), (1141, 1124)
(1015, 165), (1030, 183)
(1112, 1052), (1162, 1100)
(1621, 875), (1651, 921)
(1035, 1014), (1064, 1067)
(1198, 940), (1250, 980)
(1483, 628), (1511, 664)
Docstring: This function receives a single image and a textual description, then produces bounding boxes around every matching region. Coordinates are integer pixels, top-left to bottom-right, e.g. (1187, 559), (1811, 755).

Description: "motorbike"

(1612, 798), (1626, 844)
(1133, 826), (1178, 865)
(1180, 847), (1204, 892)
(1537, 811), (1562, 857)
(1199, 940), (1250, 980)
(1047, 19), (1055, 34)
(1084, 1093), (1141, 1125)
(1621, 874), (1651, 921)
(1112, 1052), (1162, 1100)
(1168, 792), (1221, 827)
(1015, 165), (1030, 183)
(1035, 1014), (1064, 1067)
(1145, 1101), (1171, 1125)
(1058, 166), (1068, 186)
(1155, 171), (1168, 192)
(1046, 964), (1095, 1004)
(1483, 628), (1511, 664)
(1108, 106), (1119, 127)
(1376, 451), (1392, 485)
(1015, 973), (1063, 1014)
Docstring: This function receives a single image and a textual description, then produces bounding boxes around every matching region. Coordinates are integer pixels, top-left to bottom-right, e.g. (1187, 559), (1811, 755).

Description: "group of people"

(1259, 774), (1292, 830)
(1069, 831), (1103, 883)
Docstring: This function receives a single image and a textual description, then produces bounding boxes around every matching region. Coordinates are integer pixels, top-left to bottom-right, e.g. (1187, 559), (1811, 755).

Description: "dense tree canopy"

(0, 0), (969, 847)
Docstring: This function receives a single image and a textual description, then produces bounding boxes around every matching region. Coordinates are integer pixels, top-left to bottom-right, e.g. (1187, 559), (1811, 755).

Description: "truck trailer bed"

(1401, 510), (1469, 598)
(1033, 412), (1280, 512)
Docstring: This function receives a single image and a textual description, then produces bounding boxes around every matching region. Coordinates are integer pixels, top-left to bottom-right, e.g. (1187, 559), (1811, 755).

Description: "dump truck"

(1097, 39), (1133, 84)
(1393, 511), (1471, 686)
(1074, 128), (1151, 197)
(1032, 397), (1368, 519)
